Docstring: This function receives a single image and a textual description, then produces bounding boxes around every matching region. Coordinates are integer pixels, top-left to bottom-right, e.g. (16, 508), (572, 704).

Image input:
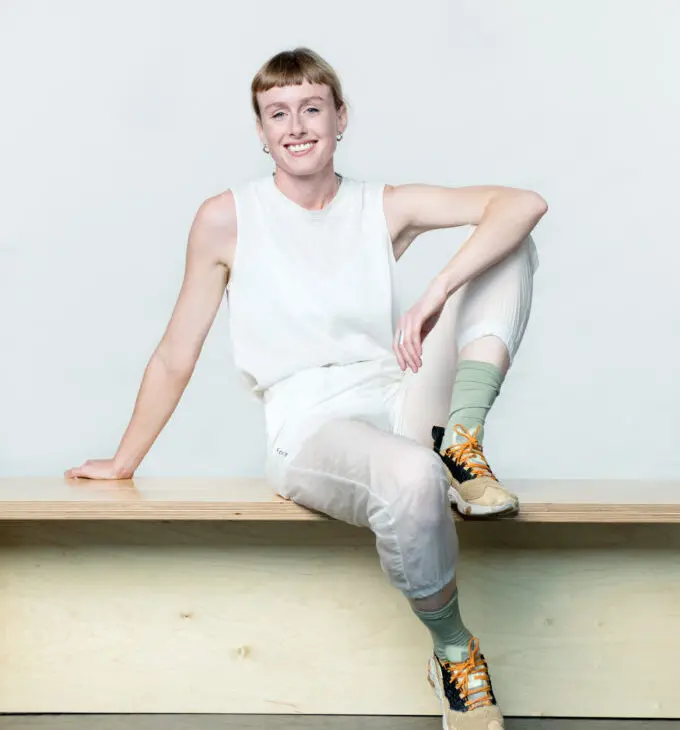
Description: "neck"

(272, 167), (342, 211)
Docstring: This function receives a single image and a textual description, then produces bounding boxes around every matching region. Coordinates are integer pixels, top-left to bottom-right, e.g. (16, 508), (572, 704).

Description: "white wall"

(1, 0), (678, 478)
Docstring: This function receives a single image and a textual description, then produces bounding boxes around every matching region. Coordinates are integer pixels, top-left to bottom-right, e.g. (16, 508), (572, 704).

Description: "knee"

(393, 450), (449, 528)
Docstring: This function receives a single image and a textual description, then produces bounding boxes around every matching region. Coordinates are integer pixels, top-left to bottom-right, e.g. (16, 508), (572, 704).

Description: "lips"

(285, 141), (316, 148)
(284, 141), (317, 158)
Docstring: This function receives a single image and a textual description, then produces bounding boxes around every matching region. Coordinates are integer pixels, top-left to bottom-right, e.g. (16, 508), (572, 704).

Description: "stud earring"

(262, 143), (270, 154)
(336, 133), (343, 142)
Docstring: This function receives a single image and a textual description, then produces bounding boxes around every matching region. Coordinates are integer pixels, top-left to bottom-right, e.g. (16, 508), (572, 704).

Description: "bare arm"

(383, 183), (547, 373)
(384, 183), (548, 269)
(65, 193), (236, 479)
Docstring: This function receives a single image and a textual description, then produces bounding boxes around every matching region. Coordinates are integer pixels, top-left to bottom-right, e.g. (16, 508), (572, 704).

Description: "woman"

(66, 47), (547, 729)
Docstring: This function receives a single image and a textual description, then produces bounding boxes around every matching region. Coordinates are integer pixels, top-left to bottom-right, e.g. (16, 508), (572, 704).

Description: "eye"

(306, 107), (320, 114)
(272, 111), (285, 119)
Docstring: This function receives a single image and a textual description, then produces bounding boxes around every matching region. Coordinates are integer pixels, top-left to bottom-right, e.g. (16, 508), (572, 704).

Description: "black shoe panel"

(437, 450), (477, 484)
(436, 654), (498, 712)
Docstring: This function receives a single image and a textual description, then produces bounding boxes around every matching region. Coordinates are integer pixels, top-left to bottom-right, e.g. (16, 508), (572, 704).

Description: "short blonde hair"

(251, 47), (346, 120)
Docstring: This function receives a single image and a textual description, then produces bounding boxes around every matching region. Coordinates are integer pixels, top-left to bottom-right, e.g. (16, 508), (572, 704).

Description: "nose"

(289, 111), (307, 137)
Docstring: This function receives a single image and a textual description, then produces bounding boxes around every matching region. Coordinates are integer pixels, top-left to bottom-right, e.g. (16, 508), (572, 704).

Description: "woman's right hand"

(64, 459), (134, 481)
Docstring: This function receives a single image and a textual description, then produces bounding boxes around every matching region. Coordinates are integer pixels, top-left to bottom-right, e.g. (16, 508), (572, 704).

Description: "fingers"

(65, 461), (91, 479)
(64, 461), (128, 481)
(403, 333), (422, 372)
(394, 323), (422, 373)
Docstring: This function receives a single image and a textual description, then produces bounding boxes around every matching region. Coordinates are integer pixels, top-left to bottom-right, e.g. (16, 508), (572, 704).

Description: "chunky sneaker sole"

(445, 475), (518, 518)
(432, 426), (519, 518)
(448, 485), (517, 519)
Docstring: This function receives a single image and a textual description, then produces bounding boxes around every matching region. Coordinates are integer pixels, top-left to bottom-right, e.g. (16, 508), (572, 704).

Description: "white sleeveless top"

(226, 174), (402, 443)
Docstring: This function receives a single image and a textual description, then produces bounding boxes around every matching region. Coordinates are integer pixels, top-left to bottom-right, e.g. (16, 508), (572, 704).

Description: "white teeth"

(288, 142), (313, 152)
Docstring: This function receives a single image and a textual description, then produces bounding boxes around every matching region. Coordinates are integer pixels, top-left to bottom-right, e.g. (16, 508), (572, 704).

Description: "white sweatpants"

(264, 233), (538, 599)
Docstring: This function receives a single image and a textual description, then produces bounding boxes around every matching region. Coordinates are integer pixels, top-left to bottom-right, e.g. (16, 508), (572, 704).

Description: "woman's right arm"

(65, 193), (236, 480)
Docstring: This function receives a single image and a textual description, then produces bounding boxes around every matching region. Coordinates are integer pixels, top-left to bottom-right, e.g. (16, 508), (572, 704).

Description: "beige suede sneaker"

(432, 425), (519, 518)
(426, 636), (504, 730)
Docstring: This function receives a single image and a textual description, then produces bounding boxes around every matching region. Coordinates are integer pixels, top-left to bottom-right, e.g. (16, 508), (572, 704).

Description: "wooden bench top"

(0, 477), (678, 522)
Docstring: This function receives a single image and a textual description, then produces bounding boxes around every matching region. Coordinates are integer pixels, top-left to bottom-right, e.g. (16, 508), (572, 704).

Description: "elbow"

(524, 190), (548, 219)
(503, 189), (548, 231)
(502, 188), (548, 222)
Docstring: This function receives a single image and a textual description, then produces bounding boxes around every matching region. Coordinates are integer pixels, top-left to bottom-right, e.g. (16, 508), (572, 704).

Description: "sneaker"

(427, 636), (504, 730)
(432, 424), (519, 518)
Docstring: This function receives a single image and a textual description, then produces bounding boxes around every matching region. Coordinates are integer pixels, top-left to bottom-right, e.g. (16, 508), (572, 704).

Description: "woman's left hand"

(393, 277), (450, 373)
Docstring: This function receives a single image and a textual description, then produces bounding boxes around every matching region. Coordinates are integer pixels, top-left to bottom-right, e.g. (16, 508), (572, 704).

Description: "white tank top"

(226, 173), (402, 440)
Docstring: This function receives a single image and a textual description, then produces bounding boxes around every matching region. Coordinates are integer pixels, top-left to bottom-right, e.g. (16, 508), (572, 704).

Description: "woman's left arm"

(386, 183), (548, 296)
(385, 184), (548, 372)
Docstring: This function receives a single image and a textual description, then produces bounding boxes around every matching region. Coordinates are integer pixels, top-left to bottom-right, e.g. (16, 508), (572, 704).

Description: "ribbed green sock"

(442, 360), (505, 449)
(412, 587), (473, 663)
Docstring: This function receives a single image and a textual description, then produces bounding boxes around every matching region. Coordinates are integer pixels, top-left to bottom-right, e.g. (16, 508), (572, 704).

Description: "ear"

(337, 103), (348, 135)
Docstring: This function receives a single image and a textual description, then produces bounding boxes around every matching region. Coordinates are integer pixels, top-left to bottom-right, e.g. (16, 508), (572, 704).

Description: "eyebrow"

(263, 95), (325, 112)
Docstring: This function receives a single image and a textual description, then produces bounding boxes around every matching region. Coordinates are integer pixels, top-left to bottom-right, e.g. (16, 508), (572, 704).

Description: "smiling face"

(256, 82), (347, 178)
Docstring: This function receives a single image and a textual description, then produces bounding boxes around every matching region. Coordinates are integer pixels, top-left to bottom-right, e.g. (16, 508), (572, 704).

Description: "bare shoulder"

(190, 190), (238, 272)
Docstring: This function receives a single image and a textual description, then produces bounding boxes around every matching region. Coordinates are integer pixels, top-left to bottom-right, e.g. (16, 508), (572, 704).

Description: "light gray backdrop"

(1, 0), (677, 477)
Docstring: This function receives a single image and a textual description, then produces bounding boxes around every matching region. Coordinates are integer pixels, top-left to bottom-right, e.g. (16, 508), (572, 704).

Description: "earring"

(262, 143), (270, 154)
(336, 133), (343, 142)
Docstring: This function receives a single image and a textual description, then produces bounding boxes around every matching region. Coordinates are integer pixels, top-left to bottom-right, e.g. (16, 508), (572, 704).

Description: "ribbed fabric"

(412, 587), (473, 662)
(443, 360), (505, 447)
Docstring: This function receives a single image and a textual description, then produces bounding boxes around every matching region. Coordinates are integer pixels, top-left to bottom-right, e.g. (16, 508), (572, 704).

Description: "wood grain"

(0, 478), (679, 522)
(1, 521), (679, 716)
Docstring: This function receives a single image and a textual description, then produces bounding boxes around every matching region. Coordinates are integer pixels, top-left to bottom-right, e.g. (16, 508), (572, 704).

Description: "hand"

(64, 458), (134, 481)
(393, 277), (450, 373)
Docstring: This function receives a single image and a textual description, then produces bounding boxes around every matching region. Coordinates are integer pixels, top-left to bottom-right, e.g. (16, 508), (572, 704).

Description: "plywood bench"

(2, 477), (679, 521)
(1, 477), (679, 718)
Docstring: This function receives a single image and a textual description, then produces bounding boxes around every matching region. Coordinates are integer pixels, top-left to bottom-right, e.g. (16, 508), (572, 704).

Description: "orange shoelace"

(441, 636), (494, 710)
(442, 425), (497, 480)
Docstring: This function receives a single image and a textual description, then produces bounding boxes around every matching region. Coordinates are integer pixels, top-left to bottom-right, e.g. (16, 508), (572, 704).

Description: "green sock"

(412, 588), (473, 663)
(442, 360), (505, 449)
